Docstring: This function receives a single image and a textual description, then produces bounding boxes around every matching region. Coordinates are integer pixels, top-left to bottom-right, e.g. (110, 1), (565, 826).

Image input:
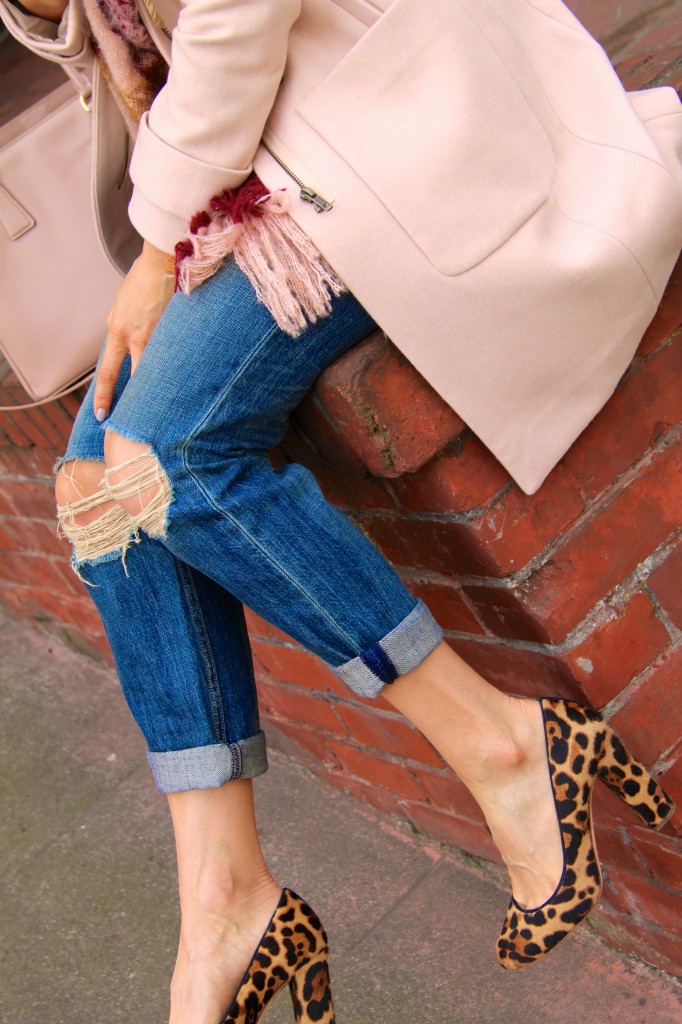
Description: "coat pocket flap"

(296, 0), (553, 276)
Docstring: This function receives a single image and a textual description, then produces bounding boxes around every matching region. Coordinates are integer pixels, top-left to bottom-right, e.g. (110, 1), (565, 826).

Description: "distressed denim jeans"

(56, 261), (444, 793)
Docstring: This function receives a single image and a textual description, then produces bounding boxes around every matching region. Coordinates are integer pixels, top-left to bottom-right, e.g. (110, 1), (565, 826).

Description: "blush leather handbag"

(0, 73), (123, 405)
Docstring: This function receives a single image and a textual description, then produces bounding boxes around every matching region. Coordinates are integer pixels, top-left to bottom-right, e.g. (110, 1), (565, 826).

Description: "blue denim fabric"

(59, 261), (444, 792)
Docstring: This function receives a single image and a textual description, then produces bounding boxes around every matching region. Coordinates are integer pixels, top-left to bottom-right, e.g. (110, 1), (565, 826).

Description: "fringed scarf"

(82, 0), (346, 335)
(80, 0), (167, 136)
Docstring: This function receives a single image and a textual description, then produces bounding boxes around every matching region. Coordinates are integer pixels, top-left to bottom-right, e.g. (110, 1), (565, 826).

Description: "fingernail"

(95, 408), (108, 422)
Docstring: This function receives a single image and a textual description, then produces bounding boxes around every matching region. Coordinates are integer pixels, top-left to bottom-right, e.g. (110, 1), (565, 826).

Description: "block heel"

(497, 697), (676, 971)
(221, 888), (335, 1023)
(289, 951), (335, 1023)
(597, 724), (676, 830)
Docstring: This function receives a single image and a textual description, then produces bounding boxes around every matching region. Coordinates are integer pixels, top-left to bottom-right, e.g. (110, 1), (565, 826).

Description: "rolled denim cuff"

(147, 730), (268, 793)
(333, 599), (444, 698)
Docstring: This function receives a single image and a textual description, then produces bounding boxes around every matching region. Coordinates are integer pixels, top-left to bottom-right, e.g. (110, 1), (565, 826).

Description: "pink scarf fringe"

(175, 176), (346, 337)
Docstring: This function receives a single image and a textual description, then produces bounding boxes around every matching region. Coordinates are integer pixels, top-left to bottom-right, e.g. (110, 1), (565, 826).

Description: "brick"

(401, 799), (501, 862)
(251, 640), (347, 697)
(3, 586), (104, 635)
(255, 676), (345, 734)
(4, 409), (56, 450)
(590, 823), (646, 879)
(410, 765), (485, 823)
(359, 514), (494, 576)
(461, 584), (552, 644)
(565, 592), (671, 708)
(363, 464), (584, 580)
(0, 516), (65, 558)
(588, 905), (682, 977)
(38, 400), (78, 450)
(611, 15), (682, 63)
(0, 444), (59, 478)
(630, 830), (682, 890)
(637, 254), (682, 357)
(52, 557), (89, 597)
(314, 332), (465, 478)
(469, 465), (586, 573)
(333, 702), (445, 769)
(0, 480), (57, 520)
(406, 578), (486, 635)
(516, 439), (682, 642)
(59, 391), (87, 420)
(566, 0), (664, 49)
(390, 434), (509, 515)
(278, 424), (396, 512)
(0, 411), (33, 448)
(313, 465), (397, 512)
(326, 739), (427, 801)
(448, 638), (578, 700)
(562, 339), (682, 497)
(609, 646), (682, 764)
(244, 607), (296, 645)
(601, 866), (682, 935)
(647, 542), (682, 629)
(0, 521), (19, 552)
(263, 716), (340, 768)
(0, 552), (72, 595)
(316, 766), (409, 820)
(614, 44), (682, 92)
(292, 393), (373, 476)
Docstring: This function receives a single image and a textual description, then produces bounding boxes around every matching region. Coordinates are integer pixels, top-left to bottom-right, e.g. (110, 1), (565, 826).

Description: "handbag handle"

(0, 370), (94, 411)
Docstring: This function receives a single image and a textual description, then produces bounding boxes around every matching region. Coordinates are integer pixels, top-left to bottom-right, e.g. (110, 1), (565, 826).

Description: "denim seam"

(179, 324), (361, 656)
(176, 560), (227, 745)
(229, 740), (243, 780)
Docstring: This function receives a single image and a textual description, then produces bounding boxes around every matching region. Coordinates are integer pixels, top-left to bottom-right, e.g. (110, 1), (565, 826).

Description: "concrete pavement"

(0, 607), (681, 1024)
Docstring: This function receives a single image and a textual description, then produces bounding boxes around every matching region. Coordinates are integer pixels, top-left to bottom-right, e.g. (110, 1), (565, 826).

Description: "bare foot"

(464, 697), (565, 911)
(168, 878), (282, 1024)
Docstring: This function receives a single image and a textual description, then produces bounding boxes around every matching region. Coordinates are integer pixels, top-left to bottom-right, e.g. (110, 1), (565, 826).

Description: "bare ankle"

(192, 869), (278, 914)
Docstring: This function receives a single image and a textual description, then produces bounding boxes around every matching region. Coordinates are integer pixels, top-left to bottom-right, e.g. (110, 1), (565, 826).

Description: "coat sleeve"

(128, 0), (302, 253)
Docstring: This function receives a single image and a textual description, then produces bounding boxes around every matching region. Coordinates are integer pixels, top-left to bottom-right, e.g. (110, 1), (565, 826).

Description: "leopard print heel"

(221, 888), (335, 1023)
(496, 697), (675, 971)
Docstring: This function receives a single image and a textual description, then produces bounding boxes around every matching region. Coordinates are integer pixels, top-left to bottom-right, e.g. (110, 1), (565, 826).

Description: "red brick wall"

(1, 1), (682, 978)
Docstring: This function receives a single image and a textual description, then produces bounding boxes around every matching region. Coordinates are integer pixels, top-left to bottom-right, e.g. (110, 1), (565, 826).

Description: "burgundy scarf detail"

(81, 0), (167, 134)
(174, 174), (346, 337)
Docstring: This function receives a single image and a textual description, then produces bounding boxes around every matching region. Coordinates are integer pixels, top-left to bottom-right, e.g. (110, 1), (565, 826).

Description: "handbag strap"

(62, 62), (94, 110)
(0, 371), (94, 411)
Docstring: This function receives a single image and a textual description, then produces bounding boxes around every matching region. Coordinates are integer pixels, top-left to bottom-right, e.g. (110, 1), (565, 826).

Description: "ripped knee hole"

(57, 448), (172, 567)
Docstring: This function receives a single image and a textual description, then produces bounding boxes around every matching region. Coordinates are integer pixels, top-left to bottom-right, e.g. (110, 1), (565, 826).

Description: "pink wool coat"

(7, 0), (682, 493)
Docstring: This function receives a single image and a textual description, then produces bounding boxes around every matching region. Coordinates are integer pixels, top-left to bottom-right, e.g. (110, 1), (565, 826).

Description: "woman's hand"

(94, 241), (176, 421)
(16, 0), (69, 23)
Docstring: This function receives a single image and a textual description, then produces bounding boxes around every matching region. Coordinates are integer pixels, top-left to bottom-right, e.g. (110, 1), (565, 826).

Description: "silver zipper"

(261, 139), (333, 213)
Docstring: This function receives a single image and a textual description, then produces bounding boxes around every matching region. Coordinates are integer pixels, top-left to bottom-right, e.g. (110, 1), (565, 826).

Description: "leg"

(56, 368), (281, 1023)
(167, 780), (281, 1024)
(383, 643), (564, 911)
(97, 262), (562, 913)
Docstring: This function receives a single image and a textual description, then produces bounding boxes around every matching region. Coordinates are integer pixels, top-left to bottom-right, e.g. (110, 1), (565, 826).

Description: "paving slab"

(1, 608), (681, 1024)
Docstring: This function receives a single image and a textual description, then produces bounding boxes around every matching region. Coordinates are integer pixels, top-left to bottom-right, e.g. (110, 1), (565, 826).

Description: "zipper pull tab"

(299, 185), (333, 213)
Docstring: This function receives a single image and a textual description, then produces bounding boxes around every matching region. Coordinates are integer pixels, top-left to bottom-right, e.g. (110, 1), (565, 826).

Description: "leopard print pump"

(221, 888), (335, 1023)
(497, 697), (675, 971)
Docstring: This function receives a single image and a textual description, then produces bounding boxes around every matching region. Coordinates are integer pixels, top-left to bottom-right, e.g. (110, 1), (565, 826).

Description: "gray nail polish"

(95, 408), (107, 422)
